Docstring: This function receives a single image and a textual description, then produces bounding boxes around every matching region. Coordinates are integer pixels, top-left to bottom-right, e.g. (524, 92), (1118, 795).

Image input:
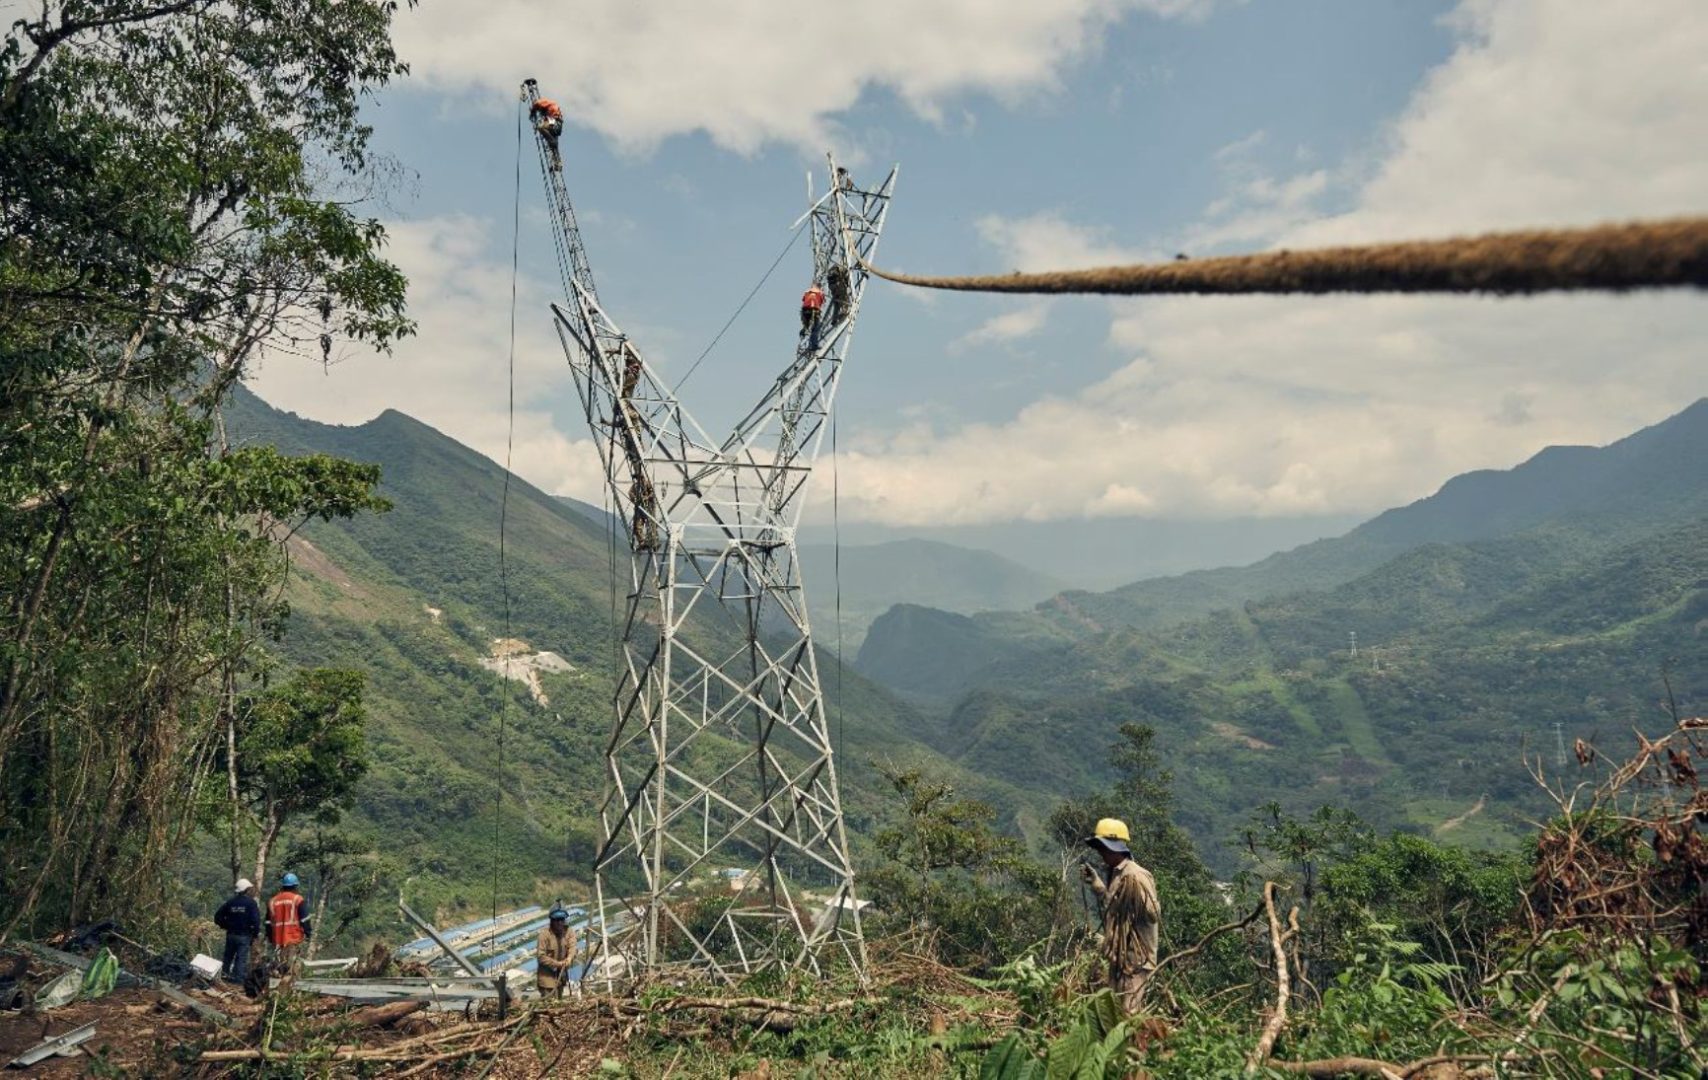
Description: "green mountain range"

(854, 401), (1708, 865)
(860, 400), (1708, 696)
(229, 384), (1707, 905)
(223, 388), (1024, 921)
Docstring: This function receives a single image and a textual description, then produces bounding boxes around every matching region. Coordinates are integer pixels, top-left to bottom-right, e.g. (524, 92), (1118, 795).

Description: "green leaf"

(1045, 1024), (1094, 1080)
(981, 1033), (1034, 1080)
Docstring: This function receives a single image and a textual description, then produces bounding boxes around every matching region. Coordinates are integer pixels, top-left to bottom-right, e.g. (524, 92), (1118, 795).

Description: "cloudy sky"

(251, 0), (1708, 536)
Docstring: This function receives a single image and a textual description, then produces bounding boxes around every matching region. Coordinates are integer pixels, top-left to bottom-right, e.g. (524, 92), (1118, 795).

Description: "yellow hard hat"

(1086, 818), (1131, 853)
(1092, 818), (1130, 842)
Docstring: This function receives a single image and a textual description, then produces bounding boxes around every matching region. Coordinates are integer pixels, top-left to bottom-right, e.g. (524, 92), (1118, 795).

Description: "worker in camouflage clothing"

(1081, 817), (1160, 1013)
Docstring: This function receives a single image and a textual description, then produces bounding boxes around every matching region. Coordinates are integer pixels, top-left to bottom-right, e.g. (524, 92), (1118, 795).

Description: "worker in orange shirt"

(799, 282), (826, 349)
(266, 872), (313, 973)
(530, 97), (565, 171)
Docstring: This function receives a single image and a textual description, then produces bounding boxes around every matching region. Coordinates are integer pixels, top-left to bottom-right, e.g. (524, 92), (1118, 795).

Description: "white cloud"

(393, 0), (1211, 155)
(976, 213), (1154, 270)
(831, 0), (1708, 525)
(949, 302), (1052, 352)
(246, 216), (608, 502)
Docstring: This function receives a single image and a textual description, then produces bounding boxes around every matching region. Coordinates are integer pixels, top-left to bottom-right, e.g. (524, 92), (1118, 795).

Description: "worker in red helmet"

(530, 97), (565, 171)
(799, 281), (826, 349)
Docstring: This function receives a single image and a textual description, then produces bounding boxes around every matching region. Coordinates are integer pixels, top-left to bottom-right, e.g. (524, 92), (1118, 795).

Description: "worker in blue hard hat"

(1080, 818), (1160, 1014)
(267, 872), (312, 973)
(536, 906), (577, 1000)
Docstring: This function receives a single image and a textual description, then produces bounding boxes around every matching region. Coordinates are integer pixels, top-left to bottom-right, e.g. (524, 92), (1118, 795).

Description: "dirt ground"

(0, 985), (241, 1075)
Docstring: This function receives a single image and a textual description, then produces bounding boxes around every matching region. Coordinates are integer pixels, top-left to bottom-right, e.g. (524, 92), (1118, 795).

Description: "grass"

(1321, 679), (1391, 767)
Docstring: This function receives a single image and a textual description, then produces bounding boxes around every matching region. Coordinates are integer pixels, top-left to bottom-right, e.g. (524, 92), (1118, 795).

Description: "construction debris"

(5, 1023), (96, 1068)
(14, 941), (226, 1026)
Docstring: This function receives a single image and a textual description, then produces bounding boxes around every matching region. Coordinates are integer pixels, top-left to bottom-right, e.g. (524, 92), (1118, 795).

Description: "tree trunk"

(216, 407), (243, 886)
(253, 801), (279, 895)
(307, 879), (333, 961)
(225, 694), (241, 883)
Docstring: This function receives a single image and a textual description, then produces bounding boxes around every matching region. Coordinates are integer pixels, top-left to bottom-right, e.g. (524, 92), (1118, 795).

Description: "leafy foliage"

(0, 0), (408, 939)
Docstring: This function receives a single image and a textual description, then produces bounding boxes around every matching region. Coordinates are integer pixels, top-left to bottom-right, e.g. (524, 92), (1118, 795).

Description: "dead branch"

(346, 999), (426, 1029)
(623, 994), (880, 1016)
(1153, 901), (1265, 982)
(1269, 1057), (1404, 1078)
(1246, 881), (1300, 1075)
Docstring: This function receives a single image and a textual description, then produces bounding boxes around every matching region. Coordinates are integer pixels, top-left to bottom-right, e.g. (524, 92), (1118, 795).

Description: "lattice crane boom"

(520, 79), (897, 984)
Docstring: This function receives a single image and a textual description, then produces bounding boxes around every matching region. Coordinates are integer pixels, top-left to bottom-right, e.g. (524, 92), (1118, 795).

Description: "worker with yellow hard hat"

(1081, 817), (1161, 1014)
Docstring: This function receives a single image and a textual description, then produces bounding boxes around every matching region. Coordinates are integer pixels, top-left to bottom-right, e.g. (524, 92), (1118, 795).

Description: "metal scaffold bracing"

(520, 79), (897, 986)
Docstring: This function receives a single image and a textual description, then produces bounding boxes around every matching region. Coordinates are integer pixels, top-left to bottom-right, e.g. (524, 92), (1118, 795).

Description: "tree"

(284, 827), (387, 959)
(234, 669), (370, 893)
(1049, 723), (1225, 959)
(865, 764), (1060, 971)
(0, 0), (409, 940)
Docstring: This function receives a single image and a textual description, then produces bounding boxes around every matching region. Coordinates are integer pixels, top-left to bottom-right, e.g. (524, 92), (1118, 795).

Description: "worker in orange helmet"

(530, 97), (565, 171)
(799, 281), (826, 349)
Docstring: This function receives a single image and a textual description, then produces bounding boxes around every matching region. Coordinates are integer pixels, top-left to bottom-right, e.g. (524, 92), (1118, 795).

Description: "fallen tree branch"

(347, 999), (427, 1029)
(624, 995), (879, 1016)
(1246, 882), (1300, 1075)
(1153, 901), (1265, 982)
(1269, 1057), (1404, 1078)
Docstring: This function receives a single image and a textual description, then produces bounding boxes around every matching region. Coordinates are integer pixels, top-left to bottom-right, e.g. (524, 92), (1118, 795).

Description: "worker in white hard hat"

(214, 878), (261, 984)
(1080, 817), (1161, 1013)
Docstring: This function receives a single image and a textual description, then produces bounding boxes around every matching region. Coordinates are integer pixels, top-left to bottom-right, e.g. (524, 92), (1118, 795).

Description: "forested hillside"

(236, 387), (1708, 896)
(221, 388), (1035, 920)
(855, 405), (1708, 869)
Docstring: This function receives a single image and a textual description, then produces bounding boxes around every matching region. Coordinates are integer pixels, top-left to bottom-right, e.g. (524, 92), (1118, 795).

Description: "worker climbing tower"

(521, 80), (897, 984)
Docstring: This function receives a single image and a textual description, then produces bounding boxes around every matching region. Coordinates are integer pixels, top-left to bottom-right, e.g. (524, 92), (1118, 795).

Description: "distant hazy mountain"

(859, 399), (1708, 697)
(847, 401), (1708, 870)
(797, 539), (1065, 652)
(802, 514), (1365, 592)
(552, 500), (1062, 651)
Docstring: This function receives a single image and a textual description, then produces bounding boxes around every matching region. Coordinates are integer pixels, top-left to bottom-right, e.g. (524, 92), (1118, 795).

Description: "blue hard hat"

(281, 872), (299, 888)
(549, 907), (569, 921)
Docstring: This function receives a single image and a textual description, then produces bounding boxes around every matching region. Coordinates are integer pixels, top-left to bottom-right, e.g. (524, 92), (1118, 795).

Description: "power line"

(490, 97), (524, 939)
(832, 413), (844, 764)
(672, 221), (806, 395)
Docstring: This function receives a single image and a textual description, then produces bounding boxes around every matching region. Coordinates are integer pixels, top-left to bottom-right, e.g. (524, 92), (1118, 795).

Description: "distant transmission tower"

(1348, 630), (1358, 658)
(1553, 721), (1567, 768)
(522, 81), (896, 984)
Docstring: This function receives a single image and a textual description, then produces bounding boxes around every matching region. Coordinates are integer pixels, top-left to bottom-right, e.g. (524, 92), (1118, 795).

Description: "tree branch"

(1153, 900), (1264, 982)
(1246, 881), (1300, 1075)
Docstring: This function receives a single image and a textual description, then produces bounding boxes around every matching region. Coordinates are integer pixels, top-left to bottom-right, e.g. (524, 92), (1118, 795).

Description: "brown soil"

(1210, 721), (1277, 751)
(0, 986), (244, 1075)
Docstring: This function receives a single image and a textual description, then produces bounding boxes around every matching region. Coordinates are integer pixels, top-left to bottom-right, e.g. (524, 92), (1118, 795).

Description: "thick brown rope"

(862, 217), (1708, 296)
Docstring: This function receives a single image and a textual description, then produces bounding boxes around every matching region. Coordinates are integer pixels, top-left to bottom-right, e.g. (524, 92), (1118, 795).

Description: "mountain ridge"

(858, 398), (1708, 698)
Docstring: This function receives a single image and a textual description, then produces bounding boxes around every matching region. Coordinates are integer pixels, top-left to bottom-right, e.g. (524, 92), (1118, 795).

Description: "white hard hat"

(234, 878), (254, 893)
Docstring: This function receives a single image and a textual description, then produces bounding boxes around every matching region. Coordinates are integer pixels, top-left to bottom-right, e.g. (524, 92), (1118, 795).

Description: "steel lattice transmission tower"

(521, 80), (897, 983)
